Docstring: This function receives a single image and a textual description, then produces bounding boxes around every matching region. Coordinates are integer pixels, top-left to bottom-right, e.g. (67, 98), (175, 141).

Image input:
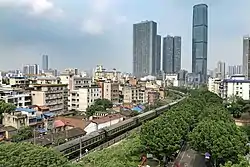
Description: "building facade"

(133, 21), (157, 77)
(228, 65), (242, 76)
(192, 4), (208, 83)
(162, 36), (181, 74)
(243, 36), (250, 79)
(215, 61), (226, 79)
(155, 35), (162, 75)
(220, 75), (250, 100)
(31, 84), (68, 114)
(42, 55), (49, 71)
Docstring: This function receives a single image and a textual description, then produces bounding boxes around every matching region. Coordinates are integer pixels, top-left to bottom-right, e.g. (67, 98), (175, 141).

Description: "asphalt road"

(172, 145), (206, 167)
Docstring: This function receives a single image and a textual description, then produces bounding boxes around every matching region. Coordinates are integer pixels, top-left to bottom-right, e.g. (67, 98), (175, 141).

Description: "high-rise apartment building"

(133, 21), (157, 77)
(155, 35), (161, 75)
(173, 36), (181, 72)
(228, 65), (242, 76)
(243, 36), (250, 79)
(162, 36), (181, 74)
(192, 4), (208, 83)
(23, 64), (39, 75)
(42, 55), (49, 71)
(215, 61), (226, 79)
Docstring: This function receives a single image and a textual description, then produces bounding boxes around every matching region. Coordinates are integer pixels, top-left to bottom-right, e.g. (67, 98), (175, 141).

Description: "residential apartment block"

(99, 81), (120, 104)
(123, 85), (149, 104)
(68, 84), (102, 111)
(220, 75), (250, 100)
(31, 84), (68, 114)
(0, 86), (31, 107)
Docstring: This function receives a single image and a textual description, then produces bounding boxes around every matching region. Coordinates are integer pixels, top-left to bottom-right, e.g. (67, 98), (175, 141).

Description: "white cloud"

(0, 0), (63, 17)
(81, 0), (126, 35)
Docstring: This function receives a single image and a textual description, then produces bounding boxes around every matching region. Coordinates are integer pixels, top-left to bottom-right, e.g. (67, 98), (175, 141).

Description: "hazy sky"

(0, 0), (249, 72)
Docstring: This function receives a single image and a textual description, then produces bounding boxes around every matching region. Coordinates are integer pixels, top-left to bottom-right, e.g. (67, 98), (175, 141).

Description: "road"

(170, 145), (206, 167)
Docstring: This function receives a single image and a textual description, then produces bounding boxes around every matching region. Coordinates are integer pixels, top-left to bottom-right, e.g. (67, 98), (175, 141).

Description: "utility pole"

(79, 137), (82, 158)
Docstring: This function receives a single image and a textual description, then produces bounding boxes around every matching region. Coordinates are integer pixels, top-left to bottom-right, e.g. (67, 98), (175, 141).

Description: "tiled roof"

(54, 120), (65, 128)
(23, 127), (86, 146)
(55, 116), (90, 129)
(91, 114), (123, 124)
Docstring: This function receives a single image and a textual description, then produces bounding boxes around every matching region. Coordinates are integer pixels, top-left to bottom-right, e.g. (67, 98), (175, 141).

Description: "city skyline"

(0, 0), (250, 72)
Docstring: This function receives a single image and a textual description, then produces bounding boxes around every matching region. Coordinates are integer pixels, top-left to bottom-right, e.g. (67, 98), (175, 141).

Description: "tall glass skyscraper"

(163, 35), (181, 74)
(42, 55), (49, 71)
(133, 21), (157, 77)
(192, 4), (208, 83)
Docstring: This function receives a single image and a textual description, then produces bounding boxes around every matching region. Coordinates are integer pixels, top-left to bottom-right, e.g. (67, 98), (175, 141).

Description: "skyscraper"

(173, 36), (181, 72)
(133, 21), (157, 77)
(215, 61), (226, 79)
(155, 35), (161, 75)
(228, 65), (242, 76)
(42, 55), (49, 71)
(162, 35), (181, 74)
(243, 36), (250, 79)
(192, 4), (208, 83)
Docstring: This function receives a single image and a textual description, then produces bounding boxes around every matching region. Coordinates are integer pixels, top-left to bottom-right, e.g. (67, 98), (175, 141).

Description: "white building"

(60, 74), (92, 91)
(208, 77), (222, 95)
(220, 75), (250, 100)
(0, 86), (31, 107)
(68, 85), (102, 111)
(165, 74), (179, 87)
(84, 114), (124, 134)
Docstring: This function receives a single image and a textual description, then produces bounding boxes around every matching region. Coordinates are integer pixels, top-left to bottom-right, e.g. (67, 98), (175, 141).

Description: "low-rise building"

(68, 84), (102, 111)
(220, 75), (250, 100)
(100, 81), (120, 104)
(123, 85), (148, 104)
(2, 110), (28, 129)
(31, 84), (68, 114)
(148, 91), (160, 105)
(60, 74), (92, 91)
(0, 87), (31, 107)
(165, 74), (179, 87)
(94, 65), (121, 81)
(208, 77), (222, 95)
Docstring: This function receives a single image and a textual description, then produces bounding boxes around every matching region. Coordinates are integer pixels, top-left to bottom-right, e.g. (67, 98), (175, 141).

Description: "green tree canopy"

(86, 99), (113, 117)
(78, 134), (143, 167)
(221, 156), (250, 167)
(0, 101), (16, 123)
(12, 126), (33, 142)
(188, 120), (248, 164)
(0, 142), (68, 167)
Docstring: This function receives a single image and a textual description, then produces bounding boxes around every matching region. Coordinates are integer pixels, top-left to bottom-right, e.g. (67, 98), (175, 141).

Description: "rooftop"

(223, 79), (250, 83)
(15, 108), (36, 113)
(91, 113), (123, 124)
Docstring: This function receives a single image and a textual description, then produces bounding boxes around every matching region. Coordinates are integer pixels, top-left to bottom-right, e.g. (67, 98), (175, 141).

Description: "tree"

(188, 120), (248, 165)
(78, 134), (143, 167)
(12, 126), (33, 142)
(0, 142), (69, 167)
(140, 116), (184, 160)
(221, 156), (250, 167)
(94, 98), (113, 110)
(0, 101), (16, 123)
(86, 99), (113, 117)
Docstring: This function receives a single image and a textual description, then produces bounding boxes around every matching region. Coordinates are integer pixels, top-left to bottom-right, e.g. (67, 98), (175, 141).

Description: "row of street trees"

(140, 88), (249, 166)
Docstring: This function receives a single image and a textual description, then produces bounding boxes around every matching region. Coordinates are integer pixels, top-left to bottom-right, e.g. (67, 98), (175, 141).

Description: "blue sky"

(0, 0), (249, 72)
